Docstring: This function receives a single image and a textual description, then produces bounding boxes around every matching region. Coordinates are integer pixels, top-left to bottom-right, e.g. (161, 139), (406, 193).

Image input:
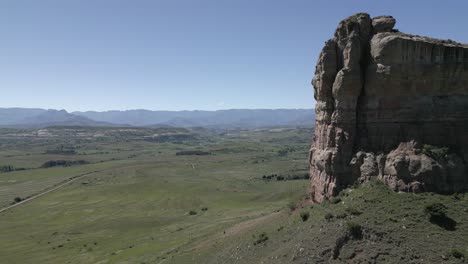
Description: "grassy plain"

(0, 126), (311, 263)
(1, 126), (467, 263)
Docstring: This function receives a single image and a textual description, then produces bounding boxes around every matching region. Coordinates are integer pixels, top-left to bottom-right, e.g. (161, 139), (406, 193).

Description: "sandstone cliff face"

(309, 13), (468, 202)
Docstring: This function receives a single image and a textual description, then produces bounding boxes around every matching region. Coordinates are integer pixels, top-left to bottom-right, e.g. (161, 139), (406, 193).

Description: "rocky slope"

(309, 13), (468, 202)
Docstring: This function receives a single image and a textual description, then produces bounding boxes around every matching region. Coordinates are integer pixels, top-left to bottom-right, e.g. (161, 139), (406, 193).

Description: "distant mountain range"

(0, 108), (315, 128)
(0, 108), (114, 128)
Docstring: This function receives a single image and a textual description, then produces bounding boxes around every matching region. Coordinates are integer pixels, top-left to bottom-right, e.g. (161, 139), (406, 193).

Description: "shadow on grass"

(429, 215), (457, 231)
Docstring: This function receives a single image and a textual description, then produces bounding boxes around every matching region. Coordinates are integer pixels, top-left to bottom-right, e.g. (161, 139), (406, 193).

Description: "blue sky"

(1, 0), (467, 111)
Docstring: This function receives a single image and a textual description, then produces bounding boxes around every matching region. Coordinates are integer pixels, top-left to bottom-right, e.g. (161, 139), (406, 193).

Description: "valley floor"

(0, 126), (466, 263)
(0, 126), (310, 263)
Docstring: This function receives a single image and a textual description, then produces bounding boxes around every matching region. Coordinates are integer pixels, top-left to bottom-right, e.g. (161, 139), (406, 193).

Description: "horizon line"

(0, 107), (315, 112)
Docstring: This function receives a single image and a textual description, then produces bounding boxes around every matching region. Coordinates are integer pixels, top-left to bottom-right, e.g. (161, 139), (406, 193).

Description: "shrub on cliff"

(422, 144), (449, 160)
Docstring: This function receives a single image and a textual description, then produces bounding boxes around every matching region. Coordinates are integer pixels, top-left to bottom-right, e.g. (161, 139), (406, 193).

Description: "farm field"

(0, 126), (311, 263)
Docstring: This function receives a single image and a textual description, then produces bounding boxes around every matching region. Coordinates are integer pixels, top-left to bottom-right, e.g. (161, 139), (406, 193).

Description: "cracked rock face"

(309, 13), (468, 202)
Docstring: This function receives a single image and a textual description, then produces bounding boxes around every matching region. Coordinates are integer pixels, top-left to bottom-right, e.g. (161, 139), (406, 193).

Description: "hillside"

(181, 182), (468, 263)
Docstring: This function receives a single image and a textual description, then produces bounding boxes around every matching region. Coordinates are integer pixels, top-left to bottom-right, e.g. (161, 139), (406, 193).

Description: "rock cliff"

(309, 13), (468, 202)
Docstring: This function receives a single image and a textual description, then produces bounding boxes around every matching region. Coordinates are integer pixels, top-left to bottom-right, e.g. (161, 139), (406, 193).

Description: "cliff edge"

(309, 13), (468, 202)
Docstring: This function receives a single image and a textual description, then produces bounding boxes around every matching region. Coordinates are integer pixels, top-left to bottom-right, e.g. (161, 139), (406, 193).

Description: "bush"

(450, 249), (464, 259)
(422, 144), (449, 160)
(287, 201), (296, 211)
(345, 207), (362, 216)
(14, 197), (22, 203)
(336, 212), (348, 219)
(424, 203), (457, 230)
(424, 203), (447, 218)
(329, 197), (342, 204)
(45, 146), (76, 155)
(350, 181), (360, 189)
(453, 193), (463, 200)
(188, 210), (197, 215)
(201, 207), (208, 211)
(253, 232), (268, 245)
(324, 213), (334, 221)
(41, 160), (88, 168)
(300, 211), (310, 222)
(176, 150), (211, 156)
(277, 149), (288, 156)
(346, 222), (363, 239)
(0, 165), (15, 173)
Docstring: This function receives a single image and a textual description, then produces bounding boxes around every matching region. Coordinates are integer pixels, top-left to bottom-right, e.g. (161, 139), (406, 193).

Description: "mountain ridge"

(0, 108), (315, 128)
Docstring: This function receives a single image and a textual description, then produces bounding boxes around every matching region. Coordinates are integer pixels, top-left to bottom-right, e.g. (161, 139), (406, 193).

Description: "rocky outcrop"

(309, 13), (468, 202)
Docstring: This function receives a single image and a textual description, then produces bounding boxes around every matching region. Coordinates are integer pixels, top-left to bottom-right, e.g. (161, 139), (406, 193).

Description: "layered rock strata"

(309, 13), (468, 202)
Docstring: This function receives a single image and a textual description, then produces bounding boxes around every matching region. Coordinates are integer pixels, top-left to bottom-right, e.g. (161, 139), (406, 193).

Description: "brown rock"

(372, 16), (396, 33)
(380, 141), (467, 193)
(309, 13), (468, 202)
(310, 13), (373, 202)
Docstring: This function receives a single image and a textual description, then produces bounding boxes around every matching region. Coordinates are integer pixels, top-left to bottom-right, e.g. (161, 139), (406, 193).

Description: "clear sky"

(1, 0), (467, 111)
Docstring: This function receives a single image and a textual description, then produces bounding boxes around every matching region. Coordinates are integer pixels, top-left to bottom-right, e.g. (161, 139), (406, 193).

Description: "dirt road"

(0, 171), (97, 213)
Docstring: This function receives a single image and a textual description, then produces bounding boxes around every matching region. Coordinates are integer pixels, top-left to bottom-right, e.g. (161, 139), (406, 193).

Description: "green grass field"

(1, 126), (467, 263)
(0, 126), (311, 263)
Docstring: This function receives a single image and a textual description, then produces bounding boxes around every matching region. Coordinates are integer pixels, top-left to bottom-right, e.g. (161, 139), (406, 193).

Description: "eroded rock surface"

(309, 13), (468, 202)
